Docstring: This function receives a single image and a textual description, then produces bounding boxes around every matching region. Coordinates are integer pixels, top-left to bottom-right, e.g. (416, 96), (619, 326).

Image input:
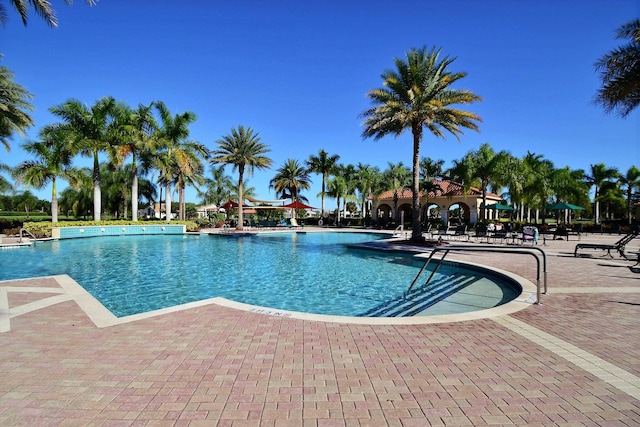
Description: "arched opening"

(448, 202), (471, 225)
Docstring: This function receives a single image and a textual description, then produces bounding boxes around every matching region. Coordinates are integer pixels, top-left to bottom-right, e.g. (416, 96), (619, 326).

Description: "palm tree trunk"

(131, 159), (138, 222)
(51, 179), (58, 223)
(179, 185), (185, 220)
(237, 168), (244, 230)
(93, 152), (101, 222)
(410, 127), (422, 241)
(321, 175), (326, 219)
(165, 183), (172, 223)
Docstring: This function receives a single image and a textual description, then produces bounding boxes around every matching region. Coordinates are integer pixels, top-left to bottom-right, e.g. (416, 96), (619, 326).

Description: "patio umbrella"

(479, 203), (515, 211)
(544, 202), (585, 211)
(544, 202), (585, 224)
(281, 200), (316, 209)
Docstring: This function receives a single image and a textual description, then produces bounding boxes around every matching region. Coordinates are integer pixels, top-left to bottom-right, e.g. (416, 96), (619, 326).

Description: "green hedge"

(23, 220), (199, 238)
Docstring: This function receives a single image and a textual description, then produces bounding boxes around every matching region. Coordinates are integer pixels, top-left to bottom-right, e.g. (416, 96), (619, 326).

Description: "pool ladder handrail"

(407, 244), (547, 304)
(19, 228), (37, 245)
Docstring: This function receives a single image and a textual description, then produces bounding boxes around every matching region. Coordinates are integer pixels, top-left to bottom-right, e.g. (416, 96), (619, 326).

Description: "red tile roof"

(375, 179), (501, 200)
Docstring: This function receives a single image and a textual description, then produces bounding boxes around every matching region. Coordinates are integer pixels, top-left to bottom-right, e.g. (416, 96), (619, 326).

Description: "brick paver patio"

(1, 232), (639, 426)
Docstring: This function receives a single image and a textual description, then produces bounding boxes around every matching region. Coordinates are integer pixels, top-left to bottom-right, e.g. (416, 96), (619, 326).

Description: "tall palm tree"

(112, 102), (158, 221)
(584, 163), (620, 224)
(306, 149), (340, 220)
(521, 152), (555, 224)
(13, 125), (83, 222)
(270, 158), (311, 209)
(151, 101), (198, 222)
(327, 175), (347, 225)
(594, 19), (640, 117)
(361, 46), (482, 241)
(0, 60), (34, 153)
(620, 166), (640, 225)
(0, 0), (96, 27)
(49, 96), (118, 221)
(210, 125), (272, 230)
(354, 163), (381, 220)
(548, 167), (589, 223)
(171, 141), (207, 220)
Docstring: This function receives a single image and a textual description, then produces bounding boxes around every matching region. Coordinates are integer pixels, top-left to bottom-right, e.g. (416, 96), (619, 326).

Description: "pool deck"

(2, 230), (640, 426)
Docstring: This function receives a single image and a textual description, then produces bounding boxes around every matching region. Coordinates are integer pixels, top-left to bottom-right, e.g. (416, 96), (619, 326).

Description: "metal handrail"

(19, 228), (37, 245)
(407, 244), (547, 304)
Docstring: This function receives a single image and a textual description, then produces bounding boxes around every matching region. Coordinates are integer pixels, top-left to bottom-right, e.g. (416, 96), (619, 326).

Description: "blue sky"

(2, 0), (639, 210)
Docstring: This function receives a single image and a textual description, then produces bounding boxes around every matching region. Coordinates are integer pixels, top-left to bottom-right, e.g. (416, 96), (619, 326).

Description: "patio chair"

(453, 225), (469, 241)
(574, 231), (639, 259)
(472, 223), (489, 243)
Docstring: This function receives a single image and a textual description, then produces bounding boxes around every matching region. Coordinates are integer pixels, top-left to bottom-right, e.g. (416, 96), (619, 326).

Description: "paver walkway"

(1, 232), (640, 426)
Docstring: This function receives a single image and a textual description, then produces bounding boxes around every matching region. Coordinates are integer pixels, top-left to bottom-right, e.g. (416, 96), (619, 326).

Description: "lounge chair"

(289, 218), (303, 228)
(574, 231), (638, 259)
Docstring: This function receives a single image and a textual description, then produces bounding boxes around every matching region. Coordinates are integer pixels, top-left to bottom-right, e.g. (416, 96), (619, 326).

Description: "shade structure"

(479, 203), (515, 211)
(281, 200), (316, 210)
(544, 202), (585, 211)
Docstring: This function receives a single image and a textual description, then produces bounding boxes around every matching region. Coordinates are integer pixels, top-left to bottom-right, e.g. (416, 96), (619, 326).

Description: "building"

(371, 179), (504, 226)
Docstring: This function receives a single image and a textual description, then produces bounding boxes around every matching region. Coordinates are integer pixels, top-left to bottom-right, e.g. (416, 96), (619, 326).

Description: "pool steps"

(360, 272), (479, 317)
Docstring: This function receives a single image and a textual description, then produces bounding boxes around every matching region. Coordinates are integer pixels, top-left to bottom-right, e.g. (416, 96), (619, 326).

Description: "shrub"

(23, 220), (199, 238)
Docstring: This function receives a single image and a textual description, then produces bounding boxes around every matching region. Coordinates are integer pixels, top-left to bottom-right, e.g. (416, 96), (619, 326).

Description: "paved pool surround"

(51, 224), (186, 239)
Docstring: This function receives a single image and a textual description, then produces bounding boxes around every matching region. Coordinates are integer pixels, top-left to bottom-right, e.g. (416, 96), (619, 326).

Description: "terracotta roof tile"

(375, 179), (501, 200)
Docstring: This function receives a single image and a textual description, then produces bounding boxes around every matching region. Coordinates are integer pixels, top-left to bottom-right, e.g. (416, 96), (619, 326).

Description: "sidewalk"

(1, 232), (639, 426)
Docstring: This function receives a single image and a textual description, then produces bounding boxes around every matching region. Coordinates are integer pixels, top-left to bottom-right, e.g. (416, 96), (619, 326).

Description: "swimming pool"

(0, 231), (520, 317)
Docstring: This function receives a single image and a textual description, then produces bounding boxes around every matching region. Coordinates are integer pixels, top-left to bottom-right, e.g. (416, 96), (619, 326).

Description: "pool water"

(0, 232), (517, 317)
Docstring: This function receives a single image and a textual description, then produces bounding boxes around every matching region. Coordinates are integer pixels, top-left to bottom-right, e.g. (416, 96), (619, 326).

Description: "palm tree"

(306, 149), (340, 220)
(463, 143), (510, 220)
(584, 163), (620, 224)
(210, 125), (272, 230)
(0, 60), (34, 153)
(382, 162), (411, 222)
(521, 152), (555, 224)
(620, 166), (640, 225)
(151, 101), (198, 222)
(594, 19), (640, 117)
(0, 162), (12, 193)
(171, 142), (207, 220)
(13, 189), (39, 218)
(270, 158), (311, 209)
(0, 0), (96, 27)
(419, 157), (445, 221)
(327, 175), (347, 225)
(58, 174), (92, 219)
(112, 102), (158, 221)
(548, 167), (589, 224)
(354, 163), (381, 220)
(361, 46), (482, 241)
(198, 164), (234, 207)
(49, 96), (118, 221)
(13, 125), (83, 222)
